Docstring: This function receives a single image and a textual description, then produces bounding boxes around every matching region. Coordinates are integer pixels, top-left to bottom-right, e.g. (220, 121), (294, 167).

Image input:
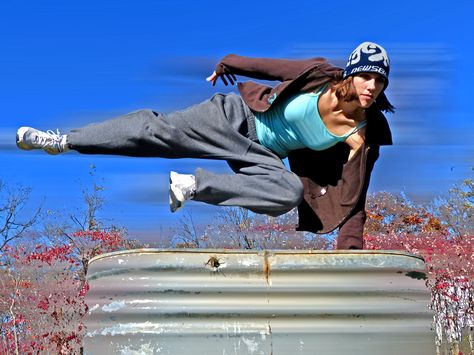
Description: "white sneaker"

(16, 127), (69, 155)
(169, 171), (196, 212)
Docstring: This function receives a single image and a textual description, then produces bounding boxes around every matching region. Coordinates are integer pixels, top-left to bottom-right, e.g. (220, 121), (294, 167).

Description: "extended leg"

(66, 94), (258, 160)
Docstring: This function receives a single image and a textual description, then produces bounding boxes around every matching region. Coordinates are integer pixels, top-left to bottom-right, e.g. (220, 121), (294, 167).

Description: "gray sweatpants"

(67, 93), (303, 216)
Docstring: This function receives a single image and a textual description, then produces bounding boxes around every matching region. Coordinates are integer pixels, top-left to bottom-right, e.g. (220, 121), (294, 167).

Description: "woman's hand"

(206, 71), (237, 86)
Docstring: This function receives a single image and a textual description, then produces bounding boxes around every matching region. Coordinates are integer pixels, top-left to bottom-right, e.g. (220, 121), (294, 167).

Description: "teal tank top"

(255, 85), (367, 158)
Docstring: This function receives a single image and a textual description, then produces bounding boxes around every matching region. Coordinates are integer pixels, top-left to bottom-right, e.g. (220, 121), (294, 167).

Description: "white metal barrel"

(84, 249), (435, 354)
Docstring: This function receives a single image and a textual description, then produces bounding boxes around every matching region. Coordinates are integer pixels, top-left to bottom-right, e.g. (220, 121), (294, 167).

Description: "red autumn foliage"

(0, 229), (138, 354)
(25, 245), (74, 265)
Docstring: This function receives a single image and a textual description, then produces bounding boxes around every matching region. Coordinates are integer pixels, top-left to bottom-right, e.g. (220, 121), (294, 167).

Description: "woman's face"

(352, 73), (385, 108)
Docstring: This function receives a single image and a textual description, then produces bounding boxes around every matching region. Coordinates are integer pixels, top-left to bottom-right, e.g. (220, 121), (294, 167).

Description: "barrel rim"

(88, 248), (425, 265)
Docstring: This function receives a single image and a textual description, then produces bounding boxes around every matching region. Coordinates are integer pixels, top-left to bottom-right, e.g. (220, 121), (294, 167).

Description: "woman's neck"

(331, 90), (366, 123)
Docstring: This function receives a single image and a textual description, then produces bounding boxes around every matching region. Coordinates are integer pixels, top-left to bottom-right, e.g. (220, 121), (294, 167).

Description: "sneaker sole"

(169, 171), (185, 213)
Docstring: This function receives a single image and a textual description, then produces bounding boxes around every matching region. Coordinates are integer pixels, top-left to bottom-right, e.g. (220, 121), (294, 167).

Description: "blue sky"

(1, 0), (473, 241)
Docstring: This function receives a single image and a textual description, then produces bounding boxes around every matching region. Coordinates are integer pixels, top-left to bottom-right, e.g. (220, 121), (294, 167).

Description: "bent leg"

(194, 146), (304, 217)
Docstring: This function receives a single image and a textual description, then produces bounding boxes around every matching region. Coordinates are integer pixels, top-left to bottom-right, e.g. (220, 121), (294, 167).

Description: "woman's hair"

(332, 74), (395, 113)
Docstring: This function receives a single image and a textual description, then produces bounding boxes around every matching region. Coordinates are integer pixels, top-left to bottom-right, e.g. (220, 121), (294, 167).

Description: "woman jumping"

(16, 42), (394, 249)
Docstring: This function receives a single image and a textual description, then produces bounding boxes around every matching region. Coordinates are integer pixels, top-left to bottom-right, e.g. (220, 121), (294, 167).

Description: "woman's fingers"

(225, 73), (235, 85)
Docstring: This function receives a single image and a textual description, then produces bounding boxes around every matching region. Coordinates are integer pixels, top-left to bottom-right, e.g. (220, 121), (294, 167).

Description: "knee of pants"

(274, 173), (304, 214)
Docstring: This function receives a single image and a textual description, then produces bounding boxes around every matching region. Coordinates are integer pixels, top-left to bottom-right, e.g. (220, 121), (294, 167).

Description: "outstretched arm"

(213, 54), (326, 83)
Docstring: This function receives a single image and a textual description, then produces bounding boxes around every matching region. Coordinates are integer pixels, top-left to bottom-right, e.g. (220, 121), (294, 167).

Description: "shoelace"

(33, 129), (64, 150)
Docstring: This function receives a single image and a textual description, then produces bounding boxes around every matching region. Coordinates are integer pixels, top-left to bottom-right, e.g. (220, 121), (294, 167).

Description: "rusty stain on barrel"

(84, 249), (436, 354)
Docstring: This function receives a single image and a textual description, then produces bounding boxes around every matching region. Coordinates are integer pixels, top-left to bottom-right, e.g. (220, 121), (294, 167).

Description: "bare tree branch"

(0, 180), (41, 252)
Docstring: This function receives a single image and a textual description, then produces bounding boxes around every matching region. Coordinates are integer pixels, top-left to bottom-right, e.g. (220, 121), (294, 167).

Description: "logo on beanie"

(343, 42), (390, 83)
(349, 65), (387, 77)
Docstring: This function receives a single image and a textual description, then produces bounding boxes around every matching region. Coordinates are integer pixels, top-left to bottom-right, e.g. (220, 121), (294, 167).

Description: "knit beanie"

(343, 42), (390, 86)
